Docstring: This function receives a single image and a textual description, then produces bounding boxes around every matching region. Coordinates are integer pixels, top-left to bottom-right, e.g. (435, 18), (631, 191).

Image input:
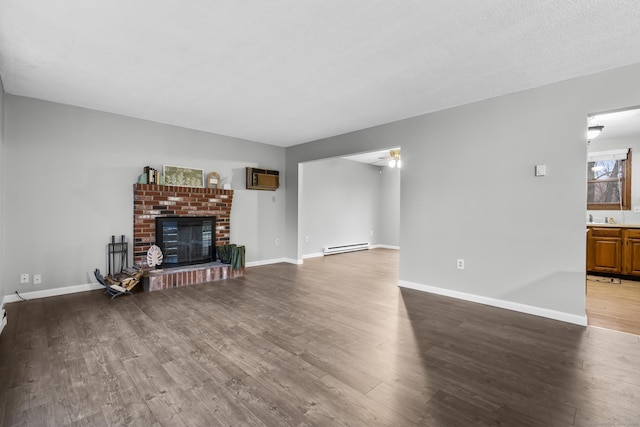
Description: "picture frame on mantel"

(206, 172), (221, 189)
(163, 165), (204, 188)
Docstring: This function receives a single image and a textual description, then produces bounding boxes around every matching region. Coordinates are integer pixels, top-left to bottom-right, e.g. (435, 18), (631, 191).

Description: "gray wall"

(2, 95), (286, 295)
(0, 78), (5, 303)
(299, 158), (383, 256)
(5, 62), (640, 321)
(587, 134), (640, 224)
(285, 63), (640, 319)
(378, 165), (400, 247)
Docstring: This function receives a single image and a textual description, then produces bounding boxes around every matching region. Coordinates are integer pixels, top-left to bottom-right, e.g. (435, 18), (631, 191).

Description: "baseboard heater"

(323, 242), (370, 255)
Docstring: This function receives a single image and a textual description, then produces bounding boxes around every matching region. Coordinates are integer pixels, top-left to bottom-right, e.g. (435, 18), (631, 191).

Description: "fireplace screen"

(155, 216), (215, 267)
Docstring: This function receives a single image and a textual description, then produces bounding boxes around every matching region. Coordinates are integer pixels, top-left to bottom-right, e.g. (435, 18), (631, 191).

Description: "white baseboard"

(371, 244), (400, 250)
(398, 280), (588, 326)
(304, 247), (397, 259)
(0, 315), (6, 337)
(2, 283), (104, 304)
(246, 257), (303, 267)
(0, 308), (6, 337)
(246, 258), (284, 267)
(302, 252), (324, 259)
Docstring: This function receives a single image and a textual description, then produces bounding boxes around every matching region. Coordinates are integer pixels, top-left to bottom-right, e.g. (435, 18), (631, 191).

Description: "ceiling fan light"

(388, 148), (401, 168)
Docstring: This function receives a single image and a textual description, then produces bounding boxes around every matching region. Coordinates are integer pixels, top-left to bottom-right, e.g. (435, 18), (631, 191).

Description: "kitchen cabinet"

(587, 227), (622, 274)
(624, 229), (640, 275)
(587, 225), (640, 278)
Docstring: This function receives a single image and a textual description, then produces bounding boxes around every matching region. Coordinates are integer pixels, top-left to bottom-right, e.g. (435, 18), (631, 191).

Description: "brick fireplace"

(133, 184), (244, 290)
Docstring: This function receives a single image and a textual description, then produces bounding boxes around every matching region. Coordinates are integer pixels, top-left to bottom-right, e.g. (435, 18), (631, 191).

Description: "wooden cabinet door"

(625, 238), (640, 276)
(587, 230), (595, 271)
(589, 237), (622, 273)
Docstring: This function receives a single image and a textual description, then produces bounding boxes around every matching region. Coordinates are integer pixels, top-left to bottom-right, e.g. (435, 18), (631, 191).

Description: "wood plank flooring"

(586, 276), (640, 335)
(2, 248), (640, 426)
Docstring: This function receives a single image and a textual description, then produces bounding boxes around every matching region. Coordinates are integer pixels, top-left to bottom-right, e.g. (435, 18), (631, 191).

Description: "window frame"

(587, 150), (632, 210)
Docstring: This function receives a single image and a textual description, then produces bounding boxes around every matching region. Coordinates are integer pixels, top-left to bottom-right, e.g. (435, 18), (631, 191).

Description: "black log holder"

(94, 235), (142, 299)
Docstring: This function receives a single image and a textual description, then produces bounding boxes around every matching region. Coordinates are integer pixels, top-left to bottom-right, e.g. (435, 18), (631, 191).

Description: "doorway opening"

(297, 147), (401, 275)
(586, 106), (640, 336)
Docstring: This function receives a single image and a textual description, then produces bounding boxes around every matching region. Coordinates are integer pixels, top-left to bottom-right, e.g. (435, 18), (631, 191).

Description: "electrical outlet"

(457, 259), (465, 270)
(275, 238), (280, 245)
(20, 273), (29, 284)
(305, 235), (309, 242)
(33, 274), (42, 285)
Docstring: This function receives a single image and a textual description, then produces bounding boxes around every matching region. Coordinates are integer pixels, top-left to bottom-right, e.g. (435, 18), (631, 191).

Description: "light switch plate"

(535, 164), (547, 176)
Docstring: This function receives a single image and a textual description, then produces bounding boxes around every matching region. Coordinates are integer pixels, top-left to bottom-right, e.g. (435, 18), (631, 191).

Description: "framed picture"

(207, 172), (221, 189)
(163, 165), (204, 188)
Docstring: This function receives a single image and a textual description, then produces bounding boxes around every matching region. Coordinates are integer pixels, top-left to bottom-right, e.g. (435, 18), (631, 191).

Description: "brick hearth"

(133, 184), (242, 289)
(143, 262), (244, 292)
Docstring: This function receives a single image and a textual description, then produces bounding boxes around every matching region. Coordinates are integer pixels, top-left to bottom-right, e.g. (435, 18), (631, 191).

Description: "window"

(587, 149), (631, 210)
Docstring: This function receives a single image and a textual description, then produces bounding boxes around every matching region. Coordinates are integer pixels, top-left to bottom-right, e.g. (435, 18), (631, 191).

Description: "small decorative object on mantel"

(246, 167), (279, 191)
(144, 166), (161, 185)
(206, 171), (221, 189)
(163, 165), (204, 188)
(147, 244), (164, 268)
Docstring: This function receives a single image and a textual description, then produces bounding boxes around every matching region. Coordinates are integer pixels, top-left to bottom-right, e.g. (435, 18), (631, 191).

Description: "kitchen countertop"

(587, 223), (640, 228)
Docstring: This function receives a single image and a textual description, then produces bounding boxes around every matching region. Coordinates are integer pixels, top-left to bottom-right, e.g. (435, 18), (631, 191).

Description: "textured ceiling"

(2, 1), (640, 147)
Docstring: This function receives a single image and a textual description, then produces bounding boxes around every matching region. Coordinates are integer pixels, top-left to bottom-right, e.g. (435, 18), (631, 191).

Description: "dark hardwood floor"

(1, 248), (640, 426)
